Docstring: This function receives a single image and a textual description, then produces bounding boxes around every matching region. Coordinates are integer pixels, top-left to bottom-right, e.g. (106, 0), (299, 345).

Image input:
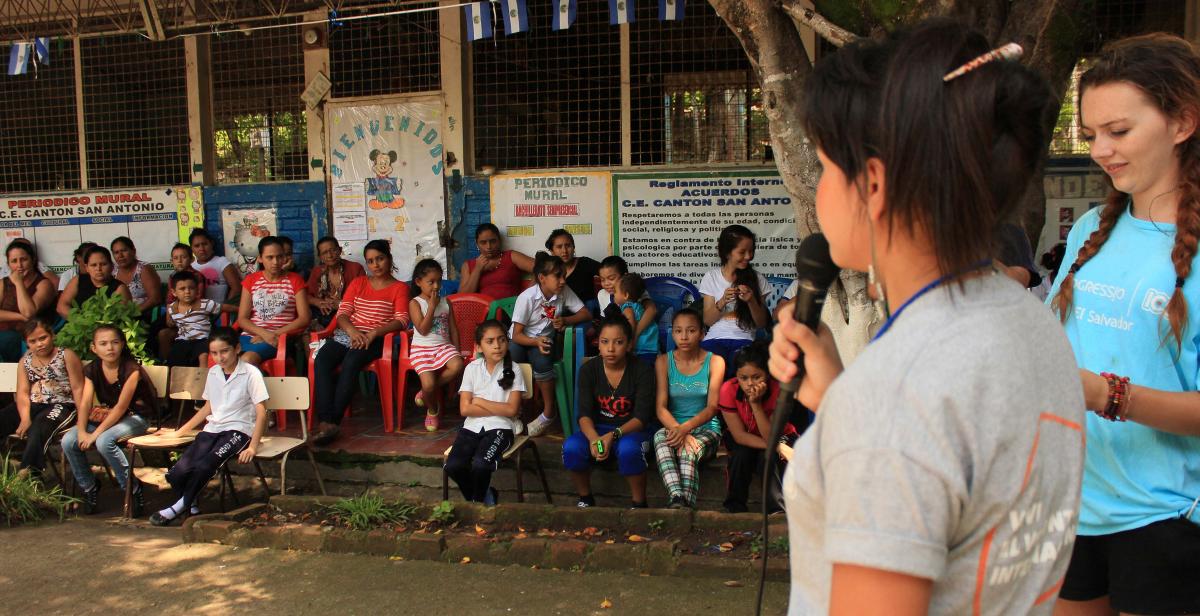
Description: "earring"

(867, 263), (888, 319)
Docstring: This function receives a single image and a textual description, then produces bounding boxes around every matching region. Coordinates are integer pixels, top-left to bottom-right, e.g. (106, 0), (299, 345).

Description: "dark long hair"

(731, 268), (763, 331)
(1051, 34), (1200, 350)
(364, 239), (396, 273)
(717, 225), (756, 266)
(475, 319), (515, 390)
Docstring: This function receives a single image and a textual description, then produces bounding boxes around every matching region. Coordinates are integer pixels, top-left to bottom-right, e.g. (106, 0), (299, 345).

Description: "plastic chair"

(229, 319), (295, 429)
(645, 276), (701, 306)
(650, 294), (682, 353)
(571, 326), (587, 433)
(439, 279), (460, 295)
(551, 326), (575, 438)
(307, 320), (398, 432)
(447, 293), (491, 359)
(485, 296), (518, 322)
(441, 363), (551, 503)
(764, 276), (793, 314)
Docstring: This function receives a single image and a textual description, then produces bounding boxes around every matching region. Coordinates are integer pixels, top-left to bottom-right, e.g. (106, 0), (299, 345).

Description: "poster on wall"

(1040, 170), (1108, 258)
(326, 99), (446, 277)
(221, 207), (278, 277)
(175, 186), (205, 243)
(612, 171), (799, 282)
(0, 188), (179, 271)
(489, 172), (612, 259)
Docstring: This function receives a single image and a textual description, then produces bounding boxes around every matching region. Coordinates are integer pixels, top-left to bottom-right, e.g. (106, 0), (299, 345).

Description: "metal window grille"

(472, 0), (621, 170)
(211, 24), (309, 184)
(0, 39), (81, 195)
(81, 35), (189, 189)
(630, 2), (763, 166)
(329, 3), (442, 98)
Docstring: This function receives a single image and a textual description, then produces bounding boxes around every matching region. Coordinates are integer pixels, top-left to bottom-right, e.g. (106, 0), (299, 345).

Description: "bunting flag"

(501, 0), (528, 35)
(609, 0), (634, 25)
(552, 0), (577, 31)
(463, 2), (493, 41)
(8, 42), (30, 76)
(33, 37), (50, 65)
(658, 0), (684, 21)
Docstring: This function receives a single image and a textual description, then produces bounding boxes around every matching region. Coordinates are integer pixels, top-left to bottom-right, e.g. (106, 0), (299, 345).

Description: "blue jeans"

(239, 334), (278, 360)
(509, 341), (555, 382)
(562, 423), (651, 476)
(62, 414), (149, 491)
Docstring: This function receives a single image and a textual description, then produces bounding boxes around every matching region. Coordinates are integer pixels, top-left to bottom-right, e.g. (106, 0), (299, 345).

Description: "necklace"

(872, 261), (992, 342)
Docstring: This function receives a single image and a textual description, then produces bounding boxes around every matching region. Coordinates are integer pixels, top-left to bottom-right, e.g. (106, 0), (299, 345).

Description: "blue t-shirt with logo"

(1047, 205), (1200, 535)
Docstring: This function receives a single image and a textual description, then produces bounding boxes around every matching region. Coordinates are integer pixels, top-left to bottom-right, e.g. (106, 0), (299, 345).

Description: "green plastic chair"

(486, 296), (518, 322)
(553, 326), (576, 438)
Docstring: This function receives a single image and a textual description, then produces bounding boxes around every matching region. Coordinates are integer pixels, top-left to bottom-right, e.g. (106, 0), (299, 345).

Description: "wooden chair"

(441, 363), (551, 504)
(166, 366), (208, 427)
(306, 321), (398, 432)
(253, 376), (326, 498)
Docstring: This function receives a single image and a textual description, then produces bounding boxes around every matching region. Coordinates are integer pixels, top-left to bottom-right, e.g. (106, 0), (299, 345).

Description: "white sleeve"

(756, 272), (771, 303)
(201, 369), (219, 403)
(698, 269), (725, 300)
(510, 289), (535, 326)
(782, 279), (799, 301)
(247, 369), (270, 405)
(458, 362), (479, 393)
(562, 287), (585, 313)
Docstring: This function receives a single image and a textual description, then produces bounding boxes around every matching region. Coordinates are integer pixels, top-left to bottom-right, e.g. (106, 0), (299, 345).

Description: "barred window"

(329, 4), (442, 98)
(630, 2), (764, 166)
(212, 25), (309, 184)
(472, 0), (621, 170)
(82, 36), (189, 189)
(0, 39), (80, 195)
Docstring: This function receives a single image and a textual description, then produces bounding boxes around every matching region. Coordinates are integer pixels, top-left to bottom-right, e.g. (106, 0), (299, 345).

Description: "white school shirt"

(508, 284), (585, 339)
(202, 360), (269, 437)
(699, 267), (770, 341)
(458, 357), (527, 434)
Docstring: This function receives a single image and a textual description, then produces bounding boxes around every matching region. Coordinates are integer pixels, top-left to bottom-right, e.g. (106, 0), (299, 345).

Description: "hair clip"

(943, 42), (1023, 82)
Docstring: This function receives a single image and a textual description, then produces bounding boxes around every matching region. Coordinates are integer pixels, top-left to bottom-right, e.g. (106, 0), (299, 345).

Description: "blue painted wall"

(201, 182), (328, 273)
(449, 176), (490, 273)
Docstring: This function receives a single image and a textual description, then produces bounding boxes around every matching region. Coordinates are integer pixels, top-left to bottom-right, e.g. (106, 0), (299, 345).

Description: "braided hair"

(475, 319), (515, 390)
(1051, 34), (1200, 350)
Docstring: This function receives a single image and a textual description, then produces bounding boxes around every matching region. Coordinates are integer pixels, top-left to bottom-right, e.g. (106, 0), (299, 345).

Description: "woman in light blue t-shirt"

(1048, 35), (1200, 614)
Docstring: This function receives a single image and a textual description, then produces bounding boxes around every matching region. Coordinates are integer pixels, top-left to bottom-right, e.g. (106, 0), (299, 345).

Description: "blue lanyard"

(871, 261), (992, 342)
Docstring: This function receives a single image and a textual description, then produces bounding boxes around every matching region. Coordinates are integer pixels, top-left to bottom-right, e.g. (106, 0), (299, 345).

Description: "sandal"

(424, 410), (440, 432)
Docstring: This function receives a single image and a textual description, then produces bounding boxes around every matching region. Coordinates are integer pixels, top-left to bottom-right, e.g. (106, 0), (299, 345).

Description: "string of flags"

(464, 0), (684, 42)
(8, 37), (50, 76)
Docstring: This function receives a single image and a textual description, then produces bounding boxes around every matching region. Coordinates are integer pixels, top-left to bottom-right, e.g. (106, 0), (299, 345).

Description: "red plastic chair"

(306, 320), (398, 432)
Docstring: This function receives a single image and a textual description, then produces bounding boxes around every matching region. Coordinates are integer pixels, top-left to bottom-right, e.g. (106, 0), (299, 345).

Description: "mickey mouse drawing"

(366, 149), (405, 210)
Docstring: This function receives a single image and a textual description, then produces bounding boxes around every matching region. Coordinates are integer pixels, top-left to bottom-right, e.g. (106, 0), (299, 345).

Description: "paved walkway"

(0, 519), (789, 615)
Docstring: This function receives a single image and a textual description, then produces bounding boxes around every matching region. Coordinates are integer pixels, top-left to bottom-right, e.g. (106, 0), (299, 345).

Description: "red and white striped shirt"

(337, 277), (409, 332)
(242, 271), (306, 330)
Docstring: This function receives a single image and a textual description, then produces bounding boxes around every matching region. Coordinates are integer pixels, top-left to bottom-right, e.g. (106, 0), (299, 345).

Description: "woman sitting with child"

(0, 241), (57, 361)
(236, 236), (311, 368)
(563, 316), (655, 508)
(0, 317), (84, 479)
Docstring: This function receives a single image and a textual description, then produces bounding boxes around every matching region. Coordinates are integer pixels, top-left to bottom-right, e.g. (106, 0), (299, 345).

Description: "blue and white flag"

(463, 2), (493, 42)
(500, 0), (528, 36)
(8, 42), (30, 76)
(658, 0), (683, 21)
(609, 0), (634, 25)
(552, 0), (577, 31)
(33, 37), (50, 65)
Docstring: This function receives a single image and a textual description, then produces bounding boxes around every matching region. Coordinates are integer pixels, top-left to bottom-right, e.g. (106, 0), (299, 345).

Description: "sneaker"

(483, 487), (499, 507)
(424, 410), (440, 432)
(414, 391), (426, 408)
(526, 414), (554, 438)
(81, 485), (100, 515)
(668, 495), (687, 509)
(131, 482), (145, 518)
(576, 495), (596, 508)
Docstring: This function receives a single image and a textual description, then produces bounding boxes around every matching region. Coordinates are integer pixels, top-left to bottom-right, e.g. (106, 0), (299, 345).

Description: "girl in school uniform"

(151, 327), (268, 526)
(409, 258), (464, 432)
(444, 320), (526, 505)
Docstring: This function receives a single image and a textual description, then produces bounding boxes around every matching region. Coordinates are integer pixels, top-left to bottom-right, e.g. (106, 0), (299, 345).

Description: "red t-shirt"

(717, 378), (796, 438)
(336, 277), (410, 332)
(242, 271), (306, 329)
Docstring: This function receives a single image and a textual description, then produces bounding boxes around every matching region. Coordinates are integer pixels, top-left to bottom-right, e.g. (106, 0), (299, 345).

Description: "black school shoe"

(629, 500), (648, 509)
(131, 481), (145, 518)
(149, 511), (174, 527)
(81, 485), (100, 515)
(310, 423), (341, 447)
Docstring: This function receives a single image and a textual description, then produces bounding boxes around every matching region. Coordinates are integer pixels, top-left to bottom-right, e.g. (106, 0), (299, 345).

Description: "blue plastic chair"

(440, 279), (459, 295)
(645, 276), (700, 307)
(650, 294), (682, 353)
(764, 275), (794, 315)
(571, 326), (587, 434)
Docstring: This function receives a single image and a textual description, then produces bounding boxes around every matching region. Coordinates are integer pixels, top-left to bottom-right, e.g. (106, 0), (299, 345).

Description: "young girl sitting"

(237, 236), (311, 368)
(164, 271), (221, 367)
(653, 308), (724, 509)
(409, 258), (464, 431)
(700, 225), (770, 378)
(0, 317), (84, 479)
(719, 341), (794, 514)
(616, 273), (659, 365)
(62, 325), (158, 515)
(445, 320), (526, 505)
(151, 328), (267, 526)
(509, 252), (592, 437)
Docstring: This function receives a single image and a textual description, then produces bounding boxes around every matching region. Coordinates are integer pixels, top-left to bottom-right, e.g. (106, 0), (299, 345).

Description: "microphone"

(756, 233), (839, 616)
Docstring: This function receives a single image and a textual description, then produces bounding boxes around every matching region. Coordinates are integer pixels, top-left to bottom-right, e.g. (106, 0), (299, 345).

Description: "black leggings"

(0, 402), (76, 472)
(723, 433), (797, 514)
(165, 430), (249, 512)
(444, 428), (513, 502)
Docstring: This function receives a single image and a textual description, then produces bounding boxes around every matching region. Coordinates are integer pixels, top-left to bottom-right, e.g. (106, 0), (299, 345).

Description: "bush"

(326, 493), (418, 531)
(56, 287), (153, 363)
(0, 456), (77, 525)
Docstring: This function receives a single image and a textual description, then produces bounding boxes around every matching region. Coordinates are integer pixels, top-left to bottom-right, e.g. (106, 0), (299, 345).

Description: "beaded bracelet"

(1098, 372), (1131, 421)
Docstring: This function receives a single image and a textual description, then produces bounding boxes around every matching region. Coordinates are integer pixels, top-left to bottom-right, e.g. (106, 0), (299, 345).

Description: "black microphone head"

(794, 233), (839, 291)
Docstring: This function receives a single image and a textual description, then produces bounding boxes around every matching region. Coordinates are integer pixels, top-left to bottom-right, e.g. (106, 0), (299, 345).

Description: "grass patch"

(325, 492), (419, 531)
(0, 456), (77, 526)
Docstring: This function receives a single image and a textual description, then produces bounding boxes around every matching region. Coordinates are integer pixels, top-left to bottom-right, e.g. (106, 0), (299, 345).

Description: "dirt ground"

(0, 518), (789, 615)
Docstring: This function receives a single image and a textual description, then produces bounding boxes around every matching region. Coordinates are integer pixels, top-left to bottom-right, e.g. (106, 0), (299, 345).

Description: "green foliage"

(56, 287), (153, 364)
(749, 533), (791, 557)
(427, 500), (455, 525)
(326, 493), (418, 531)
(0, 456), (77, 525)
(648, 519), (666, 533)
